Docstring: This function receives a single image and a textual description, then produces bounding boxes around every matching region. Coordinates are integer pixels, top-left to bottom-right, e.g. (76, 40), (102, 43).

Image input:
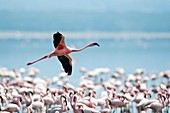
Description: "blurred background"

(0, 0), (170, 80)
(1, 0), (170, 32)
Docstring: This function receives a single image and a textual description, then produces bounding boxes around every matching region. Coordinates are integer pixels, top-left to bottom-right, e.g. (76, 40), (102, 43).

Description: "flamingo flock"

(0, 66), (170, 113)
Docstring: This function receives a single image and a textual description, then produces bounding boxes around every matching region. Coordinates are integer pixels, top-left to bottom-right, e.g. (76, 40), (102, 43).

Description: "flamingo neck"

(71, 44), (92, 53)
(159, 94), (166, 107)
(71, 95), (77, 110)
(60, 95), (67, 110)
(16, 98), (22, 108)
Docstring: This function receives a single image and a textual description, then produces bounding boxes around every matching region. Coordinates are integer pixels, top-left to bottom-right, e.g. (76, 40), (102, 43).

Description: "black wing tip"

(53, 32), (63, 48)
(53, 31), (62, 37)
(67, 71), (72, 76)
(58, 56), (72, 76)
(66, 66), (72, 76)
(55, 31), (61, 34)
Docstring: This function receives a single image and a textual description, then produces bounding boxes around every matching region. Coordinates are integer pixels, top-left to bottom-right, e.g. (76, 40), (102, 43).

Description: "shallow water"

(0, 37), (170, 113)
(0, 37), (170, 86)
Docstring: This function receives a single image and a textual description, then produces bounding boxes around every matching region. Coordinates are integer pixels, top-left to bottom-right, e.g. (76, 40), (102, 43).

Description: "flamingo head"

(27, 62), (33, 66)
(91, 42), (100, 47)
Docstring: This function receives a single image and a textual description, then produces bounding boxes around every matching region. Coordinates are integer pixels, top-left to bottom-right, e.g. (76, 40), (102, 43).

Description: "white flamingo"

(100, 98), (111, 113)
(71, 95), (99, 113)
(48, 95), (69, 113)
(1, 97), (21, 113)
(78, 90), (97, 108)
(145, 93), (166, 113)
(31, 94), (44, 113)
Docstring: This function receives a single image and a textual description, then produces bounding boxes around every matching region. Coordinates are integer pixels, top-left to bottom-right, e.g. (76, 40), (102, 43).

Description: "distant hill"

(0, 0), (170, 32)
(1, 11), (170, 32)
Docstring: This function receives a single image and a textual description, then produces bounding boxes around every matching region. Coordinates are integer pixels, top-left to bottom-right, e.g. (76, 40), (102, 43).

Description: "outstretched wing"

(53, 32), (72, 75)
(53, 32), (66, 48)
(57, 55), (72, 75)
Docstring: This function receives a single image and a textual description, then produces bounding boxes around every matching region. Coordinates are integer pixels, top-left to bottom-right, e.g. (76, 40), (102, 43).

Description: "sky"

(0, 0), (170, 13)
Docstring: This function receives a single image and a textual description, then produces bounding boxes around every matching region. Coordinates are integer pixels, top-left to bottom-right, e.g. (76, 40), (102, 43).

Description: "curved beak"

(93, 42), (100, 47)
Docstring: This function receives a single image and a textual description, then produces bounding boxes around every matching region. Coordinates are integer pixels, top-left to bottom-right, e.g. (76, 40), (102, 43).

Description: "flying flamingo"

(27, 32), (100, 75)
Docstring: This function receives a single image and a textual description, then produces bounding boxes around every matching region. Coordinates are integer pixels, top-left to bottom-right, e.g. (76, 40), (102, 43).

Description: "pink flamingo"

(71, 95), (99, 113)
(43, 89), (55, 105)
(22, 91), (33, 113)
(27, 32), (99, 75)
(100, 99), (111, 113)
(30, 94), (45, 113)
(78, 90), (97, 108)
(48, 95), (69, 113)
(136, 92), (152, 113)
(1, 97), (21, 113)
(145, 93), (166, 113)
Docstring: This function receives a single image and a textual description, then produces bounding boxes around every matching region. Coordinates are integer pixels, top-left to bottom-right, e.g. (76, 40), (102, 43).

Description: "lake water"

(0, 36), (170, 86)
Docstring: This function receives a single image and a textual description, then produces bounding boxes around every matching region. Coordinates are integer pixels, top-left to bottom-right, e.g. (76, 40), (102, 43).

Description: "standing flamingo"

(48, 95), (69, 113)
(27, 32), (99, 75)
(145, 93), (166, 113)
(1, 97), (21, 113)
(71, 95), (100, 113)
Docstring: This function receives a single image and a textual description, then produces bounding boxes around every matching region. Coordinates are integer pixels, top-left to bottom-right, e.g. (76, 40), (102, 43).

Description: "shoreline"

(1, 31), (170, 39)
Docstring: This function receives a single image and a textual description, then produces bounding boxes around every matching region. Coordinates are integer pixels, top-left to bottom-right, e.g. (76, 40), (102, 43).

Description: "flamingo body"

(4, 103), (20, 112)
(32, 101), (44, 110)
(145, 101), (163, 112)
